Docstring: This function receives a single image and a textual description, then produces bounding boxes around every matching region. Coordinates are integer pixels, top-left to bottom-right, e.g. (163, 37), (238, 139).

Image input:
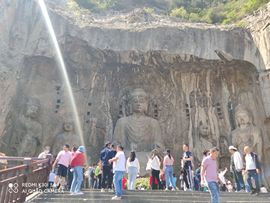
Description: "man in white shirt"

(243, 146), (261, 195)
(109, 145), (126, 200)
(228, 146), (245, 191)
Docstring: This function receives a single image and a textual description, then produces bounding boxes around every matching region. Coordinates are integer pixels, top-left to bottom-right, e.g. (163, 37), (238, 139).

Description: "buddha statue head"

(130, 88), (149, 114)
(63, 120), (74, 132)
(199, 120), (210, 138)
(25, 98), (40, 119)
(234, 105), (252, 129)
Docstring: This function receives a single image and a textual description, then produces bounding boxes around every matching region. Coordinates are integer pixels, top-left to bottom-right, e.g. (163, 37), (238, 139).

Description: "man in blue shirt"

(182, 143), (193, 190)
(100, 142), (114, 192)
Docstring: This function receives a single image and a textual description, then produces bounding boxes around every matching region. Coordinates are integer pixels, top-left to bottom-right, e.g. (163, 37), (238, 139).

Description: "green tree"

(170, 7), (188, 18)
(189, 12), (201, 22)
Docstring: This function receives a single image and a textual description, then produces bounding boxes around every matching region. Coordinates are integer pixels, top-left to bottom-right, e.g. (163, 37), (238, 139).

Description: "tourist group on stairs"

(37, 140), (266, 203)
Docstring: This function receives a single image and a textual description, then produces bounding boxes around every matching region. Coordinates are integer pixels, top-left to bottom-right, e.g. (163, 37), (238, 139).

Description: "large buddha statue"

(52, 119), (79, 154)
(231, 105), (263, 159)
(114, 88), (163, 151)
(113, 88), (163, 174)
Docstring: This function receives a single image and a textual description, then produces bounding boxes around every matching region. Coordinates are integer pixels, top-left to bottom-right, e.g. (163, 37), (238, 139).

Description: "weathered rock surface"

(244, 2), (270, 116)
(244, 2), (270, 70)
(0, 0), (270, 185)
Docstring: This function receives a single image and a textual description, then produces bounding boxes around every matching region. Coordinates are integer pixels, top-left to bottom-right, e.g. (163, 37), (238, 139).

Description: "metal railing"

(0, 156), (51, 203)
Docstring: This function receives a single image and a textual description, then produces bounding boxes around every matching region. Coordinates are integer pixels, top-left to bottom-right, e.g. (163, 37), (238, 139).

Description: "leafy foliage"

(170, 0), (269, 24)
(135, 177), (151, 190)
(67, 0), (82, 15)
(170, 7), (188, 18)
(143, 7), (155, 15)
(70, 0), (270, 24)
(74, 0), (121, 12)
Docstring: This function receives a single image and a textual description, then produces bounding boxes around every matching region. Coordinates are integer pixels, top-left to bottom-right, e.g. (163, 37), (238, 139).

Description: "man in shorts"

(52, 144), (72, 190)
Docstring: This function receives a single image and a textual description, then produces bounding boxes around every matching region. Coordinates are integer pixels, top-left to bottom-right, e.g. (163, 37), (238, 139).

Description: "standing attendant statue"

(231, 105), (266, 187)
(231, 105), (263, 160)
(10, 98), (43, 156)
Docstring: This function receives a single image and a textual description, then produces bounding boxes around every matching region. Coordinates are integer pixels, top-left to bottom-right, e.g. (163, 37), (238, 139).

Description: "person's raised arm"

(163, 156), (167, 171)
(109, 154), (119, 164)
(52, 152), (61, 169)
(184, 152), (193, 161)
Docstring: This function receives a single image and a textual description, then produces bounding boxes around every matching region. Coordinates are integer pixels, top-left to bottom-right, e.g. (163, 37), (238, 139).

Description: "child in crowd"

(94, 161), (102, 189)
(179, 170), (185, 190)
(88, 163), (97, 189)
(48, 170), (56, 188)
(159, 172), (166, 189)
(194, 166), (201, 191)
(226, 180), (234, 192)
(172, 173), (177, 190)
(218, 168), (228, 191)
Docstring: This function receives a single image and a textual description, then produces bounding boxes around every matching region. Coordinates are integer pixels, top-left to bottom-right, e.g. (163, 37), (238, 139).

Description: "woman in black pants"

(150, 149), (162, 190)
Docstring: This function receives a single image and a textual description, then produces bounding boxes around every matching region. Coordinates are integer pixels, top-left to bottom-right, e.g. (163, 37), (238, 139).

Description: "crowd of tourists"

(38, 142), (266, 202)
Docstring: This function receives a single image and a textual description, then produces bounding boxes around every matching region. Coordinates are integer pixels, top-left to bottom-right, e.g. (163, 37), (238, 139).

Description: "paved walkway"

(28, 189), (270, 203)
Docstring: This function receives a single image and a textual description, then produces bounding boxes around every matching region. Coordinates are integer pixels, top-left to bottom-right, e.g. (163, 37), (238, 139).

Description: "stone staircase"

(28, 189), (270, 203)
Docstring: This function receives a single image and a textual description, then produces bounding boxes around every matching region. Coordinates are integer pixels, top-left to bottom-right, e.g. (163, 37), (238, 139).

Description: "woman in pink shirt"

(163, 149), (175, 191)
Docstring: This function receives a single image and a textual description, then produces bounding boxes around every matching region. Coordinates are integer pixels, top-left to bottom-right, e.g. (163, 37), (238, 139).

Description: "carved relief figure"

(232, 105), (263, 159)
(193, 120), (214, 162)
(53, 119), (80, 154)
(11, 98), (43, 156)
(88, 117), (97, 147)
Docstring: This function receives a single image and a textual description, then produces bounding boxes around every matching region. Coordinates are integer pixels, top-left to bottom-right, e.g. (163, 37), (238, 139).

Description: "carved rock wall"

(0, 41), (265, 161)
(0, 0), (269, 185)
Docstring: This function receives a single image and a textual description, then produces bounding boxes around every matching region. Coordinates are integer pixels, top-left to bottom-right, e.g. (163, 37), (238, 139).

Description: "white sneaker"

(111, 196), (122, 200)
(172, 188), (176, 191)
(74, 191), (84, 195)
(101, 188), (106, 192)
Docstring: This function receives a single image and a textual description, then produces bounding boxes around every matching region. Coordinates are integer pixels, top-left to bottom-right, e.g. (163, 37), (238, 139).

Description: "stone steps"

(28, 189), (270, 203)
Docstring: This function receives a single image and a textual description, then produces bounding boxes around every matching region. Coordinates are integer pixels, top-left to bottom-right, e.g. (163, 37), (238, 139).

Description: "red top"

(70, 151), (85, 167)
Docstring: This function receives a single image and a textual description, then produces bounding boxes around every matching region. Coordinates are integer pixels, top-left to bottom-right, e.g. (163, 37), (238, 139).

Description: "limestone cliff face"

(245, 2), (270, 70)
(244, 2), (270, 117)
(0, 0), (270, 183)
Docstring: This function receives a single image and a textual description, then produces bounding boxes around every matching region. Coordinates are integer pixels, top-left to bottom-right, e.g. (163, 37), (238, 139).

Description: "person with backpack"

(243, 146), (261, 196)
